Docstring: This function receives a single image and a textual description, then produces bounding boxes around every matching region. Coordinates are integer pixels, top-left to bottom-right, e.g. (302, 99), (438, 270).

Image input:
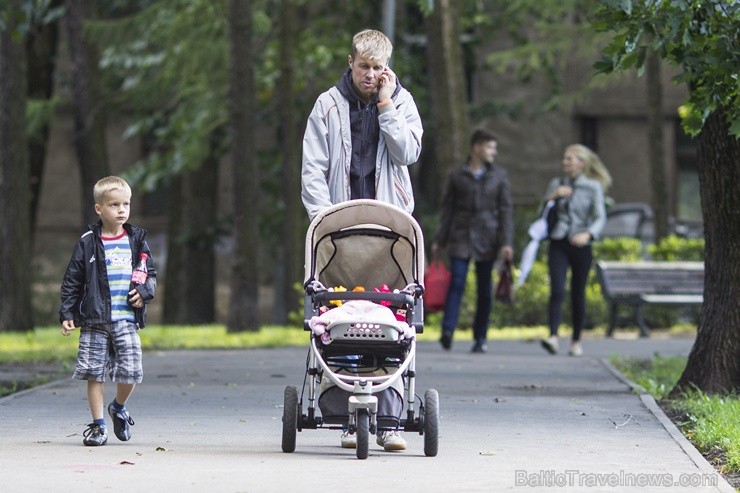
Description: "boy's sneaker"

(108, 402), (135, 441)
(340, 431), (356, 449)
(377, 430), (407, 451)
(82, 423), (108, 446)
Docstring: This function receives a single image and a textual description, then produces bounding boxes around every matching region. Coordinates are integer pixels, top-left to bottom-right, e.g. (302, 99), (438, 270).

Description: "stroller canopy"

(304, 200), (426, 292)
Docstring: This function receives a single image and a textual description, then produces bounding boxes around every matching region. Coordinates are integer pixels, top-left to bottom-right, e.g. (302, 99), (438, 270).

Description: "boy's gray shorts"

(73, 321), (143, 384)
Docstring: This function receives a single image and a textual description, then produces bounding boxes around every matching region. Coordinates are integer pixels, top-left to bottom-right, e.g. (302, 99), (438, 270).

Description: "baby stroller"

(281, 199), (440, 460)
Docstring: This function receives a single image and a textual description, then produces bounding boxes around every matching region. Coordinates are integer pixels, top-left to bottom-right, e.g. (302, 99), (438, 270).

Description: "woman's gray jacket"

(301, 86), (423, 221)
(434, 163), (514, 261)
(545, 174), (606, 241)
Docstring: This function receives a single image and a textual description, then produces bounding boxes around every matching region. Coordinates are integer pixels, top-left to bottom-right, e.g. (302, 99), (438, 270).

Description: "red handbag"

(424, 259), (451, 313)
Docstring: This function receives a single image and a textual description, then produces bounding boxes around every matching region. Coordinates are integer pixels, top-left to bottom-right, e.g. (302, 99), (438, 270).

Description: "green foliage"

(93, 0), (232, 190)
(0, 0), (65, 36)
(592, 0), (740, 137)
(497, 261), (550, 327)
(648, 235), (704, 261)
(593, 237), (643, 261)
(467, 0), (617, 117)
(26, 98), (59, 144)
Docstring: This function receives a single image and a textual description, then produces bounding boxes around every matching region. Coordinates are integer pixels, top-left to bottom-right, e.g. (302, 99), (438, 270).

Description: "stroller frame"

(282, 200), (439, 459)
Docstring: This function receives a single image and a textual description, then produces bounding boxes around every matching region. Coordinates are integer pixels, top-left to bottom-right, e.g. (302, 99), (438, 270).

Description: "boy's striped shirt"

(102, 232), (135, 322)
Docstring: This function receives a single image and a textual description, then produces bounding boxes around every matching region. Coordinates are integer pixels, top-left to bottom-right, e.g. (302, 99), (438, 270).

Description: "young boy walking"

(59, 176), (156, 446)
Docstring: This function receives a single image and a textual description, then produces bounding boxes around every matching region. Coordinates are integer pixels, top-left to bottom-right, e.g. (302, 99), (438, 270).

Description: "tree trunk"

(0, 1), (33, 331)
(672, 108), (740, 395)
(162, 145), (219, 324)
(26, 0), (63, 241)
(227, 0), (260, 331)
(163, 173), (185, 324)
(646, 50), (668, 240)
(65, 0), (109, 226)
(273, 0), (303, 324)
(424, 0), (470, 198)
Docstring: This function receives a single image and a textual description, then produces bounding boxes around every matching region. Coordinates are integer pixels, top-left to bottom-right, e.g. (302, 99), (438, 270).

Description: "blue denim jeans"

(441, 256), (495, 342)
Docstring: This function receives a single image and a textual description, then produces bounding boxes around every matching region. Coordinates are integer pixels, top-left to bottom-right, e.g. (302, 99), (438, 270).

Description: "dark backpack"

(546, 178), (565, 239)
(546, 202), (559, 238)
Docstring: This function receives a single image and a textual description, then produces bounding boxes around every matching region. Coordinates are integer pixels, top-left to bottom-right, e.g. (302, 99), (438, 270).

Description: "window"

(674, 121), (700, 222)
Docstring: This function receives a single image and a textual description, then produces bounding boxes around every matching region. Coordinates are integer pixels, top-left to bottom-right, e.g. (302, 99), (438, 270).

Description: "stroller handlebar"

(312, 290), (416, 307)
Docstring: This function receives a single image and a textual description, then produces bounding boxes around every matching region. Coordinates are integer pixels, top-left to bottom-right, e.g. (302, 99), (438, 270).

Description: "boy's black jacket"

(59, 222), (157, 328)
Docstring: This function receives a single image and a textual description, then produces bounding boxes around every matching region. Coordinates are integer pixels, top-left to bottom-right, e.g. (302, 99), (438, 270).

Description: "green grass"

(612, 355), (740, 474)
(1, 323), (700, 364)
(609, 355), (687, 399)
(674, 391), (740, 473)
(0, 324), (555, 364)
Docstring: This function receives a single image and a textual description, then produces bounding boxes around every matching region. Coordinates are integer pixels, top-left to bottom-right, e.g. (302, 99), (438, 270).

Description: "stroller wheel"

(281, 386), (298, 453)
(423, 389), (439, 457)
(356, 409), (370, 460)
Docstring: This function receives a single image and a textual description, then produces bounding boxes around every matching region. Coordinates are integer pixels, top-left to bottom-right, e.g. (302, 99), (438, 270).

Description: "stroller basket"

(320, 385), (403, 428)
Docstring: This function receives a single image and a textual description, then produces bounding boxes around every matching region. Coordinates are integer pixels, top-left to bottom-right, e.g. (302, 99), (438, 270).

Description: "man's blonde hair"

(351, 29), (392, 64)
(93, 176), (132, 204)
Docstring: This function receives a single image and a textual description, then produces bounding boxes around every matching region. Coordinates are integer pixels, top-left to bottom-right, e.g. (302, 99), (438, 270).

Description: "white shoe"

(340, 431), (356, 449)
(541, 336), (558, 355)
(569, 343), (583, 357)
(377, 430), (407, 451)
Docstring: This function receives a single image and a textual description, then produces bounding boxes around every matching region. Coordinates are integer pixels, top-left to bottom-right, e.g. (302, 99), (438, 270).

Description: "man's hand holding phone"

(377, 67), (397, 102)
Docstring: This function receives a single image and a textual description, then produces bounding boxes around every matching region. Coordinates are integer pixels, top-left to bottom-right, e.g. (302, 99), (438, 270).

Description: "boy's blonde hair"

(351, 29), (392, 64)
(93, 176), (132, 204)
(566, 144), (613, 192)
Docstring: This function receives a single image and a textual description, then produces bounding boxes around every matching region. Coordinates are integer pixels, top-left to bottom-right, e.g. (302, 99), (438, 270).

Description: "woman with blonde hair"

(540, 144), (609, 357)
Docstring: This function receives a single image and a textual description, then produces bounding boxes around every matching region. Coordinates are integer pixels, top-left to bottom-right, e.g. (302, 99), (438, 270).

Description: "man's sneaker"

(108, 402), (134, 441)
(340, 431), (356, 449)
(82, 423), (108, 446)
(440, 332), (452, 350)
(471, 340), (488, 353)
(376, 430), (407, 451)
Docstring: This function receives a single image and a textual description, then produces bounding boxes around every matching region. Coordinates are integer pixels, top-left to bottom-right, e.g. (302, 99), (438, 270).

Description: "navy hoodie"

(336, 68), (402, 200)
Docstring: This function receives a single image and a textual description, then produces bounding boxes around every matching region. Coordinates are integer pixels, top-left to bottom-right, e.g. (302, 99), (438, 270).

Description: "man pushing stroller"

(300, 29), (423, 450)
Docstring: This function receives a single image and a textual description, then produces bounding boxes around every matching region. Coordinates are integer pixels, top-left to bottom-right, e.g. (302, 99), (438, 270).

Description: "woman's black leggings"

(547, 239), (593, 341)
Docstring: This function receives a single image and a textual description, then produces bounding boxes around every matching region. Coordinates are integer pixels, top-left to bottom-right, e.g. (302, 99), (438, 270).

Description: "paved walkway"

(0, 335), (734, 492)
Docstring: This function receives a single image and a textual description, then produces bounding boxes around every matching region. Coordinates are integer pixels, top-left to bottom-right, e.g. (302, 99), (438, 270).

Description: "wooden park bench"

(595, 261), (704, 338)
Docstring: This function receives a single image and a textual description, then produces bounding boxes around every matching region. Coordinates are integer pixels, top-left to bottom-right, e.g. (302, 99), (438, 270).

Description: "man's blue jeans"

(441, 256), (495, 342)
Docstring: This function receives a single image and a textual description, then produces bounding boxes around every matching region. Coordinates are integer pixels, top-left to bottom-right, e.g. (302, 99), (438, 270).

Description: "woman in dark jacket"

(432, 129), (514, 353)
(540, 144), (611, 357)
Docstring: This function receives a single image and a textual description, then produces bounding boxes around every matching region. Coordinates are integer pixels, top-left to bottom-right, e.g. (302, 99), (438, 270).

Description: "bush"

(648, 235), (704, 261)
(593, 237), (643, 261)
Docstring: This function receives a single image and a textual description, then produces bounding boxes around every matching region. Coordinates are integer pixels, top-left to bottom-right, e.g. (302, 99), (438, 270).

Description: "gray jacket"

(301, 85), (423, 220)
(545, 174), (606, 241)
